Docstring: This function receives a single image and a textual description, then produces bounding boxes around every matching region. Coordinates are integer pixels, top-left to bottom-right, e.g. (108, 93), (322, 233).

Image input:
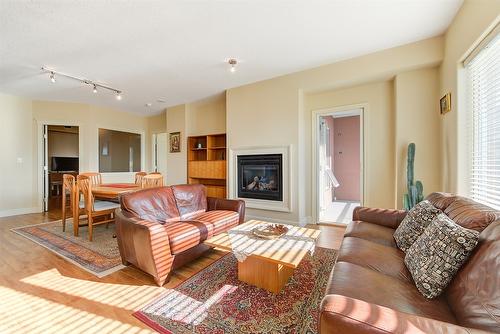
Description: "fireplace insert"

(237, 154), (283, 201)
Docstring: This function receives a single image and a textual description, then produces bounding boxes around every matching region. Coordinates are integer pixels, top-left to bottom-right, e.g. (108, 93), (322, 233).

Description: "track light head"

(116, 91), (122, 100)
(50, 72), (56, 83)
(92, 84), (97, 93)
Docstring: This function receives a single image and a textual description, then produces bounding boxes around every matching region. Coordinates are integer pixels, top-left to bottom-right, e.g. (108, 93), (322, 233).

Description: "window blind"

(466, 32), (500, 209)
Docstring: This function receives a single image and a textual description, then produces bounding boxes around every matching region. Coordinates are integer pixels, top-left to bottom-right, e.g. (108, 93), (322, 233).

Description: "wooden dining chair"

(149, 172), (161, 174)
(77, 175), (120, 241)
(135, 172), (147, 185)
(141, 173), (164, 188)
(79, 172), (102, 186)
(62, 174), (89, 236)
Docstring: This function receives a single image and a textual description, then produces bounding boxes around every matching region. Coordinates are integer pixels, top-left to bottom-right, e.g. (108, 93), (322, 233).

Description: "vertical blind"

(466, 32), (500, 209)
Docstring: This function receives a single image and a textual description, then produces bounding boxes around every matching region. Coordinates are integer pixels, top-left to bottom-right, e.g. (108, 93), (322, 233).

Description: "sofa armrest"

(207, 197), (246, 224)
(320, 295), (489, 334)
(352, 206), (407, 229)
(115, 209), (173, 286)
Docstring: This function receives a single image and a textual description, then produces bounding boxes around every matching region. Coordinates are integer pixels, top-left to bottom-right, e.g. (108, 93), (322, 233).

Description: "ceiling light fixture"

(228, 59), (237, 73)
(41, 66), (123, 100)
(145, 103), (152, 107)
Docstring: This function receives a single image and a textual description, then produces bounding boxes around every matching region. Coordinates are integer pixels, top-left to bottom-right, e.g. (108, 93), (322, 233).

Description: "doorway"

(43, 125), (80, 212)
(315, 108), (363, 224)
(152, 133), (167, 176)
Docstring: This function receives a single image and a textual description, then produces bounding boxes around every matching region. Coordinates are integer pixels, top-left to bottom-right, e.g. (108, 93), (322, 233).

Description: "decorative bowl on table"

(252, 223), (289, 239)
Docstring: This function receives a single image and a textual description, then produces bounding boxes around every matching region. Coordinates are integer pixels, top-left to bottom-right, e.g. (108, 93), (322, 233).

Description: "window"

(465, 31), (500, 209)
(99, 128), (141, 172)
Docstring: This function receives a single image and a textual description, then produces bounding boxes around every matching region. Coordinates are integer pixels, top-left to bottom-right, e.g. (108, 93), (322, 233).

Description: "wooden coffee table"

(205, 220), (320, 293)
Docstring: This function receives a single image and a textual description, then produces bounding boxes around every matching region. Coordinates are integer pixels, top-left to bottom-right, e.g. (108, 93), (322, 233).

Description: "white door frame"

(36, 120), (83, 212)
(311, 103), (366, 225)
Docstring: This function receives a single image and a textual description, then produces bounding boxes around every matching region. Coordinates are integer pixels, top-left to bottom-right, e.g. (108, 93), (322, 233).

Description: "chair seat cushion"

(337, 237), (412, 282)
(164, 221), (214, 254)
(344, 221), (397, 248)
(326, 262), (457, 324)
(93, 200), (120, 211)
(190, 210), (239, 235)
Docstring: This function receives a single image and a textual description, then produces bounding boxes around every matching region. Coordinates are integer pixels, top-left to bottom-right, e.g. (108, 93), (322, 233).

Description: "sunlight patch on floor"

(20, 269), (163, 311)
(320, 201), (359, 224)
(0, 285), (155, 334)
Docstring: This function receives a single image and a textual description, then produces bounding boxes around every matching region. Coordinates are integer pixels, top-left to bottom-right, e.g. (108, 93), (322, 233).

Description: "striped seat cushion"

(191, 210), (240, 235)
(164, 221), (214, 254)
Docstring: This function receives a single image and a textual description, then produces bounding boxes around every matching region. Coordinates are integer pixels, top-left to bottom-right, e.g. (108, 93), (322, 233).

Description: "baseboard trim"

(0, 207), (40, 218)
(245, 214), (314, 227)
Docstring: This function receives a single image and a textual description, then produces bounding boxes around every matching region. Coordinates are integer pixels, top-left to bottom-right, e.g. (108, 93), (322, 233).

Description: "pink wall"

(333, 115), (360, 201)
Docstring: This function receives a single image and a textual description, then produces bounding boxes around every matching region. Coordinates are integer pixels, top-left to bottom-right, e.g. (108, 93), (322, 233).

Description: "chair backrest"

(62, 174), (76, 207)
(149, 172), (162, 175)
(80, 172), (102, 186)
(77, 175), (94, 212)
(141, 174), (164, 188)
(135, 172), (147, 185)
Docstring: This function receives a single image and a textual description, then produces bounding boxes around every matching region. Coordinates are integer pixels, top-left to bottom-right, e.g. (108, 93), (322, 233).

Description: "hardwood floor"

(0, 210), (345, 334)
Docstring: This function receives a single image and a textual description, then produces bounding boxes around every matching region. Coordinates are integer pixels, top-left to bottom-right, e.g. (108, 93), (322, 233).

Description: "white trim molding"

(0, 207), (40, 218)
(228, 145), (292, 212)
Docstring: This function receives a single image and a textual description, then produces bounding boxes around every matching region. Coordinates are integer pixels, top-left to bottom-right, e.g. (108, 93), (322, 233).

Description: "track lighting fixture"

(41, 66), (123, 100)
(228, 59), (237, 73)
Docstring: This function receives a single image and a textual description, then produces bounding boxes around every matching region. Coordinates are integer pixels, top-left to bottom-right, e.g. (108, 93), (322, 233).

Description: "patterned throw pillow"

(404, 214), (480, 299)
(393, 200), (442, 252)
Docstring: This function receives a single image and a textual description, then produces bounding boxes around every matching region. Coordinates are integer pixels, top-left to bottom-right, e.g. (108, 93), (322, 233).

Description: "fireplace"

(237, 154), (283, 201)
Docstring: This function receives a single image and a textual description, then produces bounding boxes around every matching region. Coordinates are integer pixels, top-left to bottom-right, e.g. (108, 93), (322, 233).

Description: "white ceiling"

(0, 0), (463, 115)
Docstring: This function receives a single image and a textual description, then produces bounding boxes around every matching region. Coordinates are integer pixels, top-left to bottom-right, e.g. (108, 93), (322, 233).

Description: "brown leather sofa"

(115, 184), (245, 286)
(320, 192), (500, 333)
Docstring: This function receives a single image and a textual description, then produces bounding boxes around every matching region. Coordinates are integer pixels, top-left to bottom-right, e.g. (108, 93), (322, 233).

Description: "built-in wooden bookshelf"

(187, 134), (227, 198)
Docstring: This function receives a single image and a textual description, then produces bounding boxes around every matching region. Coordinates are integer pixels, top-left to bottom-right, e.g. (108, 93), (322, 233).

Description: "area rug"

(134, 247), (337, 334)
(11, 220), (124, 277)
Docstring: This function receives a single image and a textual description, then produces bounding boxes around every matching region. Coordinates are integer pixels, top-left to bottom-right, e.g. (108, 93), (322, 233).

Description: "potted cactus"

(403, 143), (424, 211)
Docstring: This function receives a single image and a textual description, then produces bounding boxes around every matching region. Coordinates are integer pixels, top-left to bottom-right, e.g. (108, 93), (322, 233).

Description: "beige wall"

(166, 104), (188, 185)
(306, 81), (395, 211)
(395, 67), (441, 208)
(187, 94), (226, 136)
(0, 95), (164, 215)
(228, 36), (444, 223)
(48, 130), (79, 170)
(32, 101), (149, 182)
(0, 93), (36, 216)
(440, 0), (500, 194)
(165, 95), (227, 185)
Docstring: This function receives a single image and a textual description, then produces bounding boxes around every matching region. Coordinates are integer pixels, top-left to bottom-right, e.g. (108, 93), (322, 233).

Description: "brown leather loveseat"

(115, 184), (245, 286)
(320, 192), (500, 333)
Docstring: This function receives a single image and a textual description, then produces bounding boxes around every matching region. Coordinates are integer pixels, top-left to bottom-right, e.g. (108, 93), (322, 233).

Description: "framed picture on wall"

(169, 132), (181, 153)
(440, 93), (451, 114)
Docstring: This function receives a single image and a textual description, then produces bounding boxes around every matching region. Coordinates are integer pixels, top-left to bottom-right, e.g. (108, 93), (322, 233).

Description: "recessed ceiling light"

(145, 103), (152, 107)
(157, 98), (167, 103)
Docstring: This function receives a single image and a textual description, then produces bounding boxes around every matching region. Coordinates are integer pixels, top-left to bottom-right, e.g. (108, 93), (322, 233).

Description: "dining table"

(72, 183), (140, 236)
(92, 183), (141, 200)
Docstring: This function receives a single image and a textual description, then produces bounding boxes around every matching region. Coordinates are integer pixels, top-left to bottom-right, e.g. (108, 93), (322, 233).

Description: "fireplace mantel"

(228, 146), (291, 212)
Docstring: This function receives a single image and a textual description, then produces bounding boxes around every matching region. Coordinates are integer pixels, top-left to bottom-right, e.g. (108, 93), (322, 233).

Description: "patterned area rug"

(12, 220), (124, 277)
(134, 247), (337, 334)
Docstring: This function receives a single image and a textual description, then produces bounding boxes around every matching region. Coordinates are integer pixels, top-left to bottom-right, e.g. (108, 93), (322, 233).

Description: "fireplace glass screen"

(237, 154), (283, 201)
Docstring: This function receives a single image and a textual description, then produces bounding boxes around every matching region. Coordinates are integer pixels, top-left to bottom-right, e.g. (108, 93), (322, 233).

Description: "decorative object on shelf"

(403, 143), (424, 211)
(440, 92), (451, 114)
(252, 223), (289, 239)
(169, 132), (181, 153)
(197, 143), (203, 149)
